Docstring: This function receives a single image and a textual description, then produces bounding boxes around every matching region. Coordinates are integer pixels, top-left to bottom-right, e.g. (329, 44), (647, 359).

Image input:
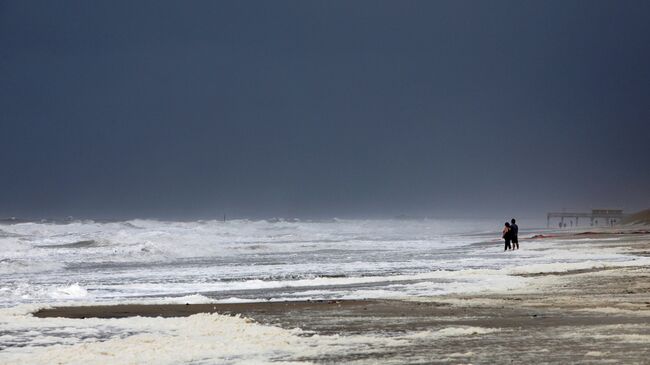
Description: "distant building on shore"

(547, 209), (625, 228)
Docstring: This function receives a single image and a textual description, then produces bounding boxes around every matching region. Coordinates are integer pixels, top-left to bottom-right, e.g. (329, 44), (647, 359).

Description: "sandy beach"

(28, 230), (650, 364)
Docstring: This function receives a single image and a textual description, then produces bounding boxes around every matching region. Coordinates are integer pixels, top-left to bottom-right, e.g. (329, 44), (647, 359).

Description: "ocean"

(1, 218), (645, 364)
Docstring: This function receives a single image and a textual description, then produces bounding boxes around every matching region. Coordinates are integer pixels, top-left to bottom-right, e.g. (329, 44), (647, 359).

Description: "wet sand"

(34, 231), (650, 364)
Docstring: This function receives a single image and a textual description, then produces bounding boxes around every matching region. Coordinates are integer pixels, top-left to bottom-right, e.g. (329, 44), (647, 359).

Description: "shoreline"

(15, 230), (650, 363)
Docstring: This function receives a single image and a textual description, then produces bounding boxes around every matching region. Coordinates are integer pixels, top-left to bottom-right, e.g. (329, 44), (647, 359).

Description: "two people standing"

(502, 219), (519, 251)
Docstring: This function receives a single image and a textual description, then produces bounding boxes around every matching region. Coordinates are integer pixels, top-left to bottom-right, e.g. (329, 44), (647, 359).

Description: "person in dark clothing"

(502, 222), (512, 251)
(510, 218), (519, 250)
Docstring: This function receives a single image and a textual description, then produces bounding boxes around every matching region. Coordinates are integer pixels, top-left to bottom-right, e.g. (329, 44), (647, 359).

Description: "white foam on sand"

(0, 304), (501, 365)
(557, 324), (650, 344)
(0, 312), (310, 365)
(398, 326), (499, 339)
(576, 307), (648, 315)
(504, 257), (650, 276)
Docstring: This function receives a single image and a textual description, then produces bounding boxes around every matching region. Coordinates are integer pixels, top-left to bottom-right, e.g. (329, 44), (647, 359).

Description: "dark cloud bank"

(1, 1), (649, 220)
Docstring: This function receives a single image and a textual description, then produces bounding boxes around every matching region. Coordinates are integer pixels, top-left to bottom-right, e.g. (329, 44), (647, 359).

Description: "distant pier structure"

(547, 209), (625, 228)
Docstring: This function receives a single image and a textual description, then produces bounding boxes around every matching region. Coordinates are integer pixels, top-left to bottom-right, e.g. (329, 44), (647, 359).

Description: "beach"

(2, 221), (650, 364)
(31, 270), (650, 364)
(12, 230), (650, 363)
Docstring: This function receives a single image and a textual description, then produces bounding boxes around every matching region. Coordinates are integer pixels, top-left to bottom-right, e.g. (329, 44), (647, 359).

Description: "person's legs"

(512, 237), (519, 250)
(504, 239), (511, 251)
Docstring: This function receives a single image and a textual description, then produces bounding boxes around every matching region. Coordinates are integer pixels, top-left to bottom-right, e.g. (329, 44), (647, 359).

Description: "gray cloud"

(1, 1), (649, 219)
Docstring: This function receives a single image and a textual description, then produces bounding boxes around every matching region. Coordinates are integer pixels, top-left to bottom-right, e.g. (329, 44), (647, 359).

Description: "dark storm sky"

(1, 1), (649, 220)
